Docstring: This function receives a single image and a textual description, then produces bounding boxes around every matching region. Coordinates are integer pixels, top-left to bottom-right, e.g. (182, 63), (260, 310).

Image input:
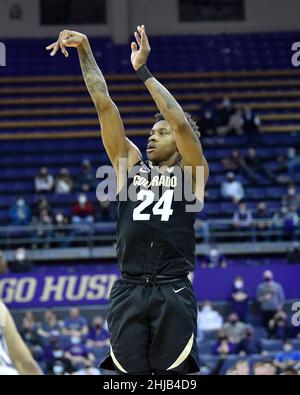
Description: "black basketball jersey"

(116, 159), (202, 277)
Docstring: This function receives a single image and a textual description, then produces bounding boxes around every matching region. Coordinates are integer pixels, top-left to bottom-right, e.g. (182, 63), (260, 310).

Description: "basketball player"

(46, 24), (208, 375)
(0, 302), (42, 375)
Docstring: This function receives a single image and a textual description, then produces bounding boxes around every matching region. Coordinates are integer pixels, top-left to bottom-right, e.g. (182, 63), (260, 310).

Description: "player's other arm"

(130, 25), (209, 184)
(2, 304), (43, 375)
(46, 31), (141, 174)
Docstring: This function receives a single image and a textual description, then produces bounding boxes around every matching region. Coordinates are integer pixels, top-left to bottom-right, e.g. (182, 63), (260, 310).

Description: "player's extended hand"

(46, 30), (87, 58)
(130, 25), (151, 70)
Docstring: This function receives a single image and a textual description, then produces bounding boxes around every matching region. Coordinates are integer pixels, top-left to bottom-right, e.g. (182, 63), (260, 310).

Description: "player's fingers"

(50, 43), (60, 56)
(131, 42), (138, 52)
(46, 42), (56, 51)
(59, 36), (69, 57)
(134, 32), (141, 46)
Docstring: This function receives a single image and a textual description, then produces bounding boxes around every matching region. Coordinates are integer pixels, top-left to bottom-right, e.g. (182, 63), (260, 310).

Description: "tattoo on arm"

(78, 43), (108, 99)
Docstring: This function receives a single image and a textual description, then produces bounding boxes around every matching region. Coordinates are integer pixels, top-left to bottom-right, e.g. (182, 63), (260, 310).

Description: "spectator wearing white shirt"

(197, 301), (223, 332)
(34, 167), (54, 193)
(55, 168), (74, 194)
(221, 172), (245, 203)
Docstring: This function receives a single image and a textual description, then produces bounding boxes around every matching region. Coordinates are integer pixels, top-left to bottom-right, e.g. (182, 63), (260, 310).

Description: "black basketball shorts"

(100, 276), (200, 375)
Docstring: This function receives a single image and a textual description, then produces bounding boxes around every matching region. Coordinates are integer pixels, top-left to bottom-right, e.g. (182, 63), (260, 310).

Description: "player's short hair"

(154, 112), (201, 138)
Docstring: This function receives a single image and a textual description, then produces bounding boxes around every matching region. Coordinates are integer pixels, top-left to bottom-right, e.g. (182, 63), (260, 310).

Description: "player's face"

(147, 120), (177, 164)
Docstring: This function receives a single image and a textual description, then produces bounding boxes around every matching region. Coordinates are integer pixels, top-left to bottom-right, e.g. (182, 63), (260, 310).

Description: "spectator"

(31, 209), (53, 249)
(242, 106), (261, 141)
(53, 212), (71, 247)
(212, 330), (235, 356)
(222, 313), (247, 344)
(268, 310), (291, 340)
(197, 301), (223, 332)
(34, 195), (51, 217)
(44, 335), (72, 375)
(71, 194), (95, 226)
(35, 167), (54, 193)
(20, 311), (44, 361)
(197, 98), (218, 137)
(230, 276), (249, 322)
(76, 159), (95, 192)
(253, 201), (273, 241)
(55, 168), (74, 194)
(9, 197), (32, 225)
(233, 202), (253, 236)
(287, 242), (300, 264)
(201, 245), (227, 268)
(232, 360), (250, 375)
(256, 270), (285, 329)
(282, 184), (300, 210)
(194, 218), (210, 243)
(86, 316), (110, 349)
(283, 206), (299, 240)
(221, 149), (243, 173)
(228, 107), (244, 135)
(235, 327), (262, 356)
(253, 360), (277, 375)
(240, 148), (278, 185)
(64, 333), (95, 372)
(274, 340), (300, 371)
(221, 172), (245, 203)
(37, 310), (63, 339)
(271, 206), (288, 240)
(217, 97), (234, 134)
(286, 147), (300, 178)
(0, 251), (8, 274)
(63, 308), (89, 337)
(9, 247), (33, 273)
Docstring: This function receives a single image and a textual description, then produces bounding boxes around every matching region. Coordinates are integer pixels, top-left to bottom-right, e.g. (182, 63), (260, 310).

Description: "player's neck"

(151, 153), (180, 168)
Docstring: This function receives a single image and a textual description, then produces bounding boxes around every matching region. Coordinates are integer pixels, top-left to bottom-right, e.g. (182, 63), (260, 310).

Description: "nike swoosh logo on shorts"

(173, 287), (186, 293)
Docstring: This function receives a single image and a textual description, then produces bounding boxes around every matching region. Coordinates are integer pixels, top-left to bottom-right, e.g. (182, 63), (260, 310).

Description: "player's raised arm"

(130, 25), (208, 184)
(2, 304), (43, 375)
(46, 31), (141, 176)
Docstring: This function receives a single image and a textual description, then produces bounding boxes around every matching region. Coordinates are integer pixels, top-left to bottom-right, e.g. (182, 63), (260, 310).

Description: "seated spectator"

(71, 194), (95, 226)
(271, 206), (288, 240)
(283, 206), (299, 240)
(96, 199), (117, 222)
(232, 360), (250, 375)
(235, 327), (262, 356)
(212, 330), (235, 356)
(285, 147), (300, 178)
(243, 107), (261, 143)
(35, 167), (54, 193)
(63, 308), (89, 337)
(222, 313), (247, 344)
(228, 107), (244, 135)
(0, 251), (8, 274)
(197, 98), (218, 137)
(253, 360), (277, 375)
(31, 209), (53, 249)
(230, 276), (249, 322)
(201, 245), (227, 268)
(268, 310), (291, 340)
(9, 247), (33, 273)
(194, 218), (210, 243)
(55, 168), (74, 194)
(34, 195), (51, 217)
(45, 335), (72, 375)
(282, 184), (300, 211)
(197, 301), (223, 332)
(20, 311), (44, 361)
(76, 159), (95, 192)
(233, 202), (253, 235)
(216, 97), (234, 135)
(256, 270), (285, 329)
(53, 211), (71, 247)
(221, 172), (245, 203)
(221, 149), (243, 173)
(9, 197), (32, 225)
(64, 333), (95, 372)
(287, 242), (300, 264)
(274, 340), (300, 371)
(37, 310), (63, 339)
(240, 148), (278, 185)
(86, 316), (109, 349)
(253, 201), (273, 240)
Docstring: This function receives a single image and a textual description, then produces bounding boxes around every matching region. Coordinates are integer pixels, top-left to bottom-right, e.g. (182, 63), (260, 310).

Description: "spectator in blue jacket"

(9, 197), (32, 225)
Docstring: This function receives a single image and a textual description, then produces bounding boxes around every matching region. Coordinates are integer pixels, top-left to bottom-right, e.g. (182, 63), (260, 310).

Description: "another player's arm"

(131, 25), (209, 184)
(2, 304), (43, 375)
(46, 31), (141, 184)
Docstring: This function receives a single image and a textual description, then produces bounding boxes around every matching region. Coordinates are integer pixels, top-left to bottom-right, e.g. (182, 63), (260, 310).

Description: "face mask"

(234, 281), (244, 290)
(53, 365), (64, 375)
(288, 189), (296, 196)
(17, 199), (25, 207)
(53, 350), (63, 358)
(202, 305), (212, 312)
(78, 195), (87, 204)
(71, 336), (81, 345)
(56, 214), (63, 223)
(16, 250), (26, 261)
(284, 345), (292, 353)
